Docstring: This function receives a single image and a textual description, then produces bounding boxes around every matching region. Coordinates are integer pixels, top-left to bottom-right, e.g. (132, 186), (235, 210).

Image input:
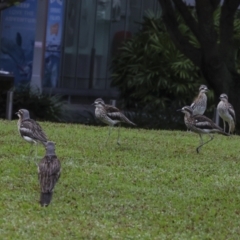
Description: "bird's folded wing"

(107, 112), (122, 120)
(228, 104), (236, 122)
(39, 156), (61, 175)
(190, 102), (195, 109)
(38, 156), (61, 192)
(193, 115), (219, 130)
(105, 104), (123, 120)
(108, 112), (136, 125)
(105, 105), (120, 113)
(20, 119), (47, 142)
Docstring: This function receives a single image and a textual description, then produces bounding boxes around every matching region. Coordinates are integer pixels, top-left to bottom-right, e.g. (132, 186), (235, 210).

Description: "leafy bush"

(0, 84), (64, 121)
(111, 9), (240, 128)
(111, 11), (208, 111)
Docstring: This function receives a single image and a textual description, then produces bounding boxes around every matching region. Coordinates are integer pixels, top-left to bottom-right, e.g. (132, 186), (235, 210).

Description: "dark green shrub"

(111, 9), (240, 129)
(0, 84), (64, 121)
(111, 11), (208, 110)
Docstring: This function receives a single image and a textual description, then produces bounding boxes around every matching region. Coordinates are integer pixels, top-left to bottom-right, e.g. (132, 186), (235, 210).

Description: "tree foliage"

(0, 0), (26, 11)
(111, 11), (213, 112)
(157, 0), (240, 123)
(0, 84), (64, 121)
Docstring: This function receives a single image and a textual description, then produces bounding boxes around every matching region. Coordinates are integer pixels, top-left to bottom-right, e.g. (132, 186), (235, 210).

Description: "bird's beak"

(92, 102), (96, 106)
(15, 111), (19, 115)
(177, 109), (183, 112)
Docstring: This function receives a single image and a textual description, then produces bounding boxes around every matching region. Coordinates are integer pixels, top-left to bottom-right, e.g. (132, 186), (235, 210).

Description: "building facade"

(0, 0), (161, 100)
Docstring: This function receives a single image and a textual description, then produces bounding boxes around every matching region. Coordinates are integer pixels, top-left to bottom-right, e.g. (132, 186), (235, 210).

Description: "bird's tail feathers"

(40, 192), (53, 207)
(217, 129), (230, 136)
(213, 123), (230, 136)
(121, 114), (136, 126)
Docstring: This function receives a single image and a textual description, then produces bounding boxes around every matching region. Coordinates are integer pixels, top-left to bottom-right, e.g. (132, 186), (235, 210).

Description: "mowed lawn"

(1, 119), (240, 239)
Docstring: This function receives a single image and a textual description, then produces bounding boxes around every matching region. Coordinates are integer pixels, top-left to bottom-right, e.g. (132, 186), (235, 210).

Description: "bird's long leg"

(105, 125), (113, 145)
(28, 143), (34, 164)
(199, 134), (203, 145)
(223, 121), (226, 133)
(117, 123), (121, 145)
(228, 121), (231, 134)
(196, 134), (214, 153)
(34, 143), (38, 166)
(205, 134), (214, 145)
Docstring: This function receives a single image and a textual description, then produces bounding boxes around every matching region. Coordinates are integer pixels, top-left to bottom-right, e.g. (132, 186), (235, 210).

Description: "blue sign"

(0, 0), (37, 85)
(43, 0), (65, 88)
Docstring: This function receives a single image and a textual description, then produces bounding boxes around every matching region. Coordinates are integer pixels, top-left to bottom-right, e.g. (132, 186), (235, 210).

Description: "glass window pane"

(60, 0), (160, 91)
(129, 0), (142, 34)
(60, 0), (81, 88)
(91, 0), (112, 89)
(76, 0), (97, 89)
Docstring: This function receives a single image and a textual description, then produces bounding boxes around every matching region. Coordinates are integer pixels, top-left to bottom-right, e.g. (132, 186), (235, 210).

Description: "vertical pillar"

(30, 0), (49, 92)
(6, 91), (13, 120)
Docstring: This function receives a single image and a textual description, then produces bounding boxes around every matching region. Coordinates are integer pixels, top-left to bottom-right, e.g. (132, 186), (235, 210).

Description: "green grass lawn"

(1, 119), (240, 239)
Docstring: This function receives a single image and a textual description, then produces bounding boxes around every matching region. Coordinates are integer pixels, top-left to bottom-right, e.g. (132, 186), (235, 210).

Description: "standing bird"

(190, 85), (208, 115)
(16, 109), (48, 161)
(178, 106), (229, 153)
(217, 93), (236, 134)
(92, 98), (136, 145)
(38, 141), (61, 207)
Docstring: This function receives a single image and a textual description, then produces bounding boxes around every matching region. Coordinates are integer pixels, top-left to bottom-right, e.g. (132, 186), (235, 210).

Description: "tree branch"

(219, 0), (240, 67)
(195, 0), (219, 61)
(209, 0), (221, 10)
(172, 0), (200, 39)
(158, 0), (202, 67)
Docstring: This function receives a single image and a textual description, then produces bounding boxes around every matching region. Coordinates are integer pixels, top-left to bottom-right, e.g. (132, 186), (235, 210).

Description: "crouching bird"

(16, 109), (48, 162)
(38, 141), (61, 207)
(178, 106), (229, 153)
(92, 98), (136, 145)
